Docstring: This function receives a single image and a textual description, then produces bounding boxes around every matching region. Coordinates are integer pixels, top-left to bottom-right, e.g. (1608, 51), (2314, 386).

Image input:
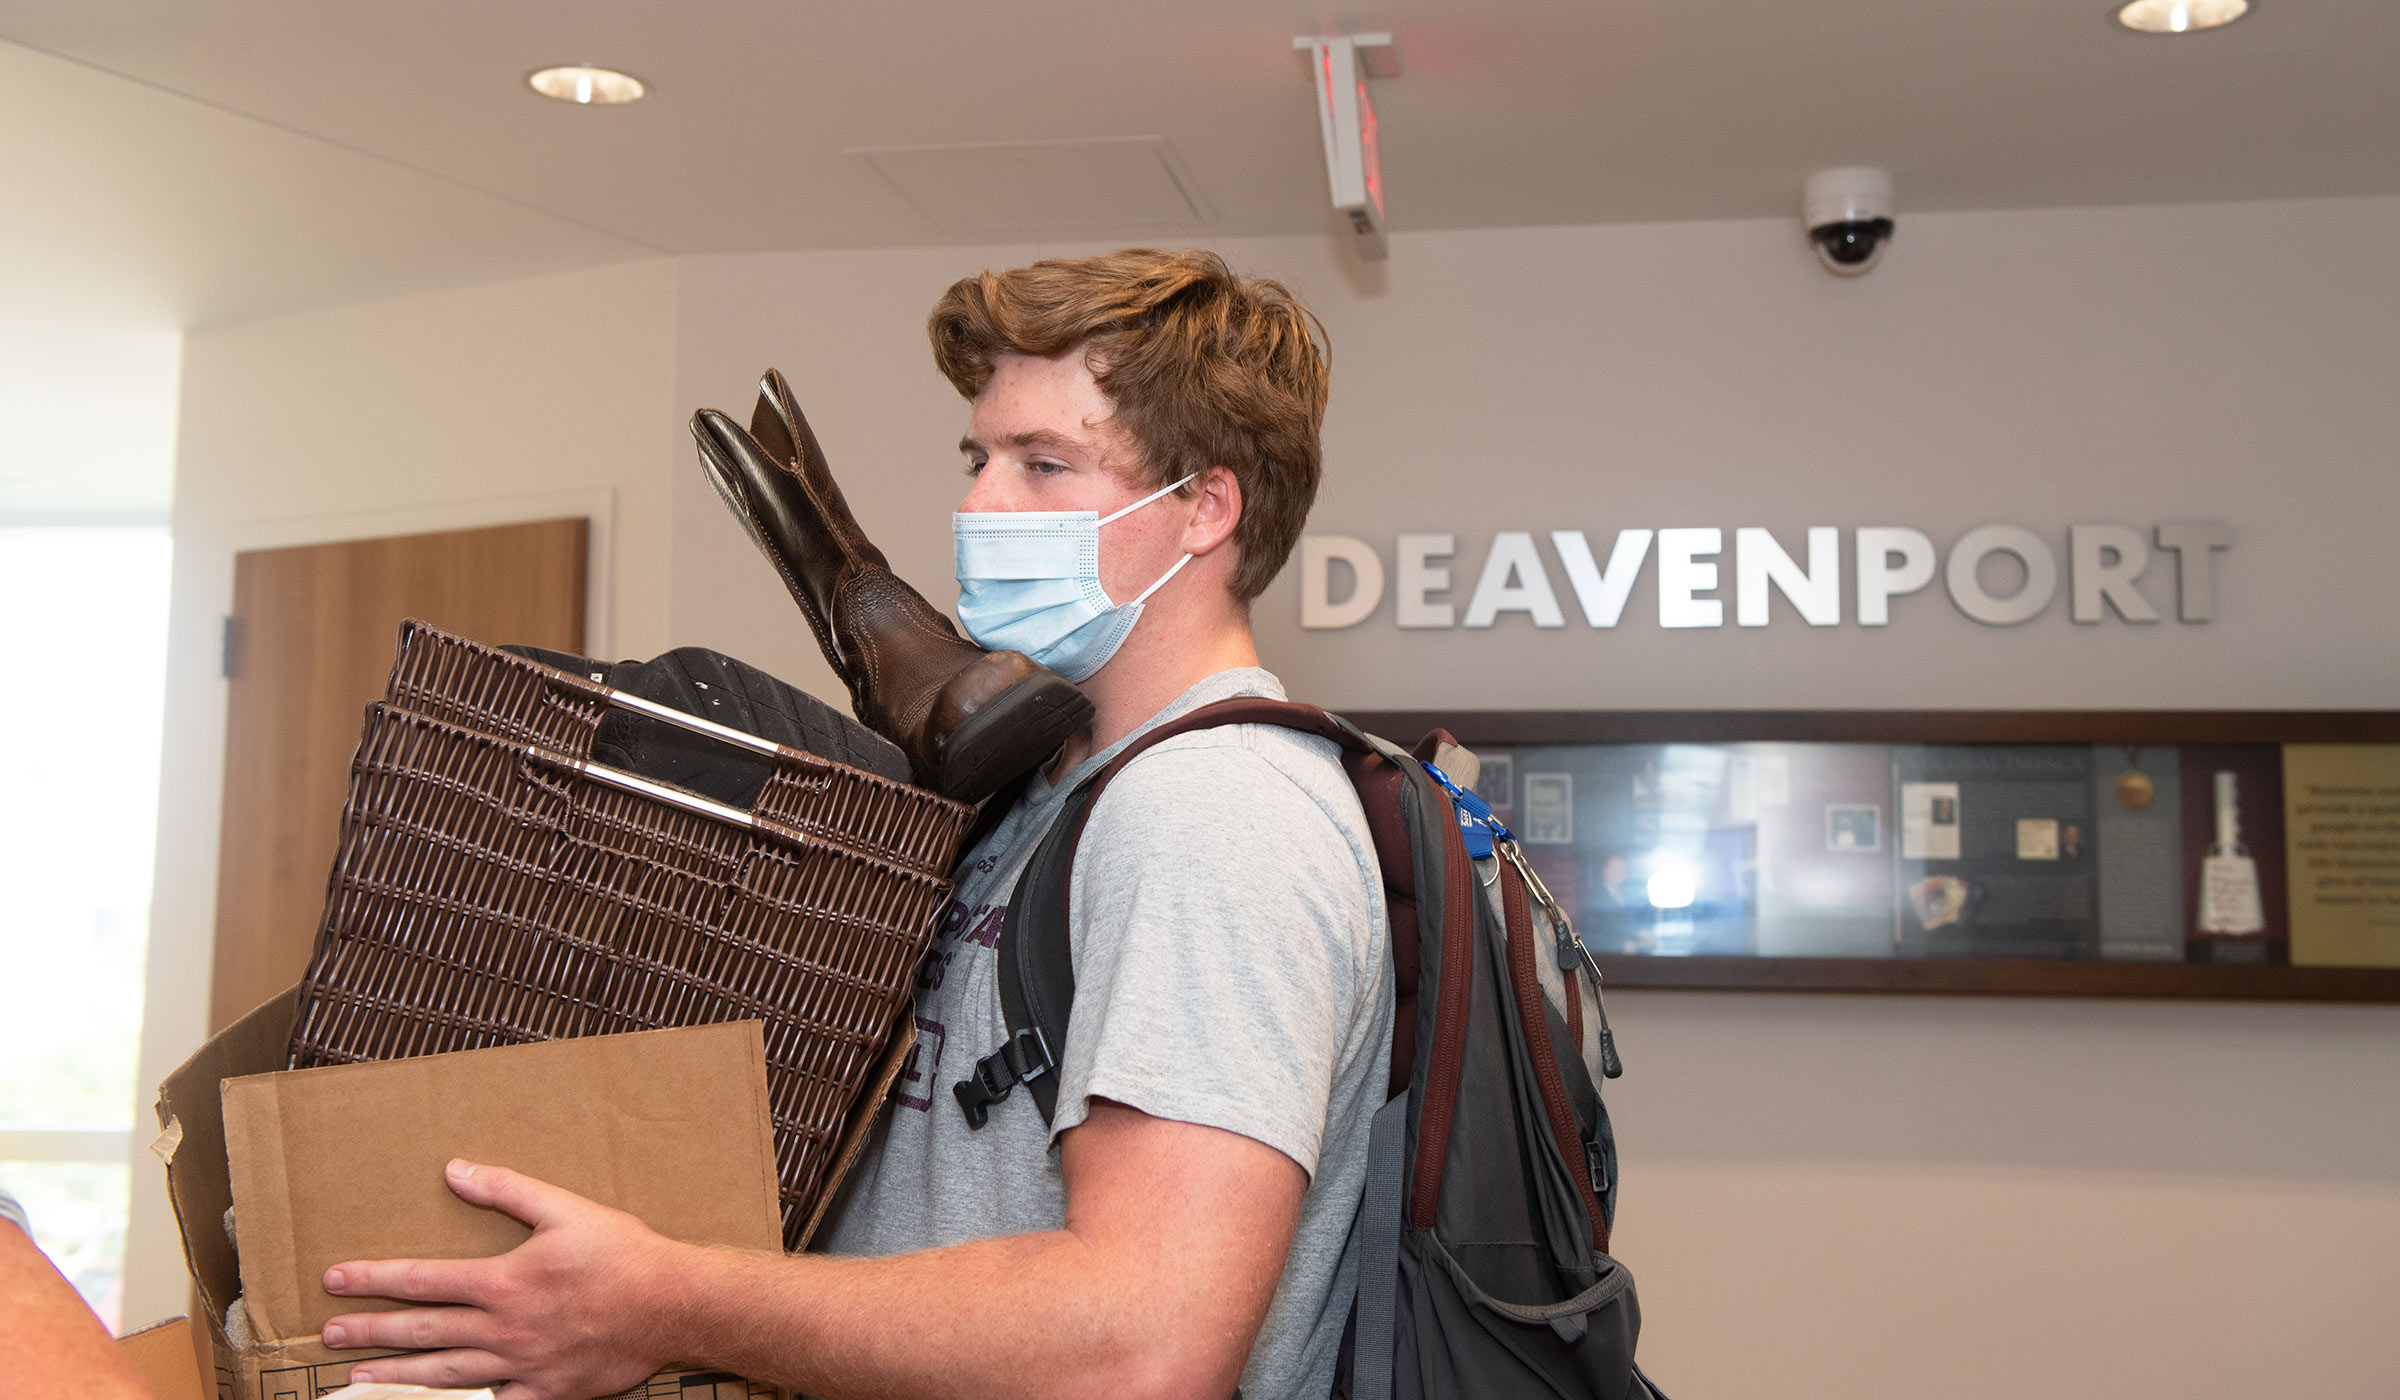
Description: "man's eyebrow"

(958, 428), (1088, 455)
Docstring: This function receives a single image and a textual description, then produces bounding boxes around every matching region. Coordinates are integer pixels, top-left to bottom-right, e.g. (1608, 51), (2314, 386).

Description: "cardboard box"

(116, 1317), (206, 1400)
(156, 989), (789, 1400)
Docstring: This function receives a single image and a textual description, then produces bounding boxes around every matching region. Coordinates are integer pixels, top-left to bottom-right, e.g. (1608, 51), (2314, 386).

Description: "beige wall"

(126, 258), (677, 1328)
(0, 316), (179, 516)
(668, 200), (2400, 1399)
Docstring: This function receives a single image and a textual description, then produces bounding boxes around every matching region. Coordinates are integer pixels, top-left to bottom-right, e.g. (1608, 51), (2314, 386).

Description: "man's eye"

(964, 457), (987, 477)
(1030, 459), (1066, 474)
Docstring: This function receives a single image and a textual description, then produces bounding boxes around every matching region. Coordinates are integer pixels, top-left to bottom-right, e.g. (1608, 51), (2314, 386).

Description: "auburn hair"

(929, 248), (1330, 602)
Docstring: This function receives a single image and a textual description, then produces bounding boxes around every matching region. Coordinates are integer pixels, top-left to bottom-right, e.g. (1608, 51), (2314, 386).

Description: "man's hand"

(321, 1158), (689, 1400)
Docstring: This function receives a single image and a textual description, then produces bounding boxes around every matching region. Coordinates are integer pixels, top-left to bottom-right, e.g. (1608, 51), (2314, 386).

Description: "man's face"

(958, 351), (1192, 606)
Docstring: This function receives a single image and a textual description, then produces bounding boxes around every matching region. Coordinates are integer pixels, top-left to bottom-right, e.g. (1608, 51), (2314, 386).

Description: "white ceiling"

(0, 37), (644, 330)
(2, 0), (2397, 328)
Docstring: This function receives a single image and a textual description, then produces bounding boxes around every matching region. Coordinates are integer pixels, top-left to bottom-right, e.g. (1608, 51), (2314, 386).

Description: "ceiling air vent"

(849, 136), (1211, 235)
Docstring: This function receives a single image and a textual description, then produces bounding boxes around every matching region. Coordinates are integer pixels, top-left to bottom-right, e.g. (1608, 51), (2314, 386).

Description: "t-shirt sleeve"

(1050, 736), (1375, 1180)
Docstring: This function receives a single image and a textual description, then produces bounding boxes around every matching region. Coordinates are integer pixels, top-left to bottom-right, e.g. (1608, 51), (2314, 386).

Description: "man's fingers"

(443, 1158), (579, 1230)
(320, 1161), (587, 1308)
(343, 1347), (510, 1390)
(323, 1255), (493, 1306)
(322, 1304), (497, 1354)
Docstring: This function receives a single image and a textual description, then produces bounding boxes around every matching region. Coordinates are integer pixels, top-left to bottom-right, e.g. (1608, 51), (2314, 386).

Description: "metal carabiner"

(1494, 833), (1624, 1080)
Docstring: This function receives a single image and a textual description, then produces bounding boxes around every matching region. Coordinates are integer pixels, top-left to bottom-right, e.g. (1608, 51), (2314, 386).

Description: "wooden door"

(207, 518), (587, 1034)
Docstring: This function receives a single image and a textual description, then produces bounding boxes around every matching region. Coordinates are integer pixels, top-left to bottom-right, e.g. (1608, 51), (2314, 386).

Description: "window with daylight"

(0, 527), (173, 1331)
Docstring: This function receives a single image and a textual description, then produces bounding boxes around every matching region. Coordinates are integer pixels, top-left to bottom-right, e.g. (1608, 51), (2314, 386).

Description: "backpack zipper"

(1499, 858), (1611, 1255)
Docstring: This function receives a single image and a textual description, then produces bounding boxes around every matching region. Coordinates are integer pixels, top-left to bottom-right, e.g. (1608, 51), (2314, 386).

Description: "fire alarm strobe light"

(1294, 33), (1399, 261)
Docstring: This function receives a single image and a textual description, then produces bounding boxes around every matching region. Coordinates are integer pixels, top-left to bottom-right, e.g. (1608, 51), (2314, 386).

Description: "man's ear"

(1182, 466), (1243, 557)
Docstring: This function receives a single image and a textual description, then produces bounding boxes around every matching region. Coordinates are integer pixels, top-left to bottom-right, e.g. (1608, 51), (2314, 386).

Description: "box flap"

(155, 986), (303, 1332)
(798, 1008), (915, 1249)
(221, 1020), (781, 1345)
(116, 1316), (205, 1400)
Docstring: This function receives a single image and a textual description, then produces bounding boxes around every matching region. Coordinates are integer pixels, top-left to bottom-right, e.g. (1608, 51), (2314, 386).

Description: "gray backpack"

(950, 699), (1668, 1400)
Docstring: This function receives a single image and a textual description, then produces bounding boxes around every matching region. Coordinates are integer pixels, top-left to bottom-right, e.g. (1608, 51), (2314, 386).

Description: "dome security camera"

(1803, 167), (1894, 275)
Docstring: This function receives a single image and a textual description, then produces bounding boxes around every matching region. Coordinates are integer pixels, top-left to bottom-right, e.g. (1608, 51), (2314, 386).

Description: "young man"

(323, 249), (1391, 1400)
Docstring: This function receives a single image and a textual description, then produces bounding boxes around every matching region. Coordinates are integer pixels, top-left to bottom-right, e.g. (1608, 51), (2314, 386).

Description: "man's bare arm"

(0, 1215), (153, 1399)
(326, 1098), (1306, 1400)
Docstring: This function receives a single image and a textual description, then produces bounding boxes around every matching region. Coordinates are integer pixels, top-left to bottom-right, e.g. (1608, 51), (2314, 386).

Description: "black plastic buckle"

(952, 1026), (1055, 1130)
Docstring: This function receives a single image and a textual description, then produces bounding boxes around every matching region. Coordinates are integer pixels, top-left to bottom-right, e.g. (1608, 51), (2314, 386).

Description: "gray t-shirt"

(820, 666), (1391, 1399)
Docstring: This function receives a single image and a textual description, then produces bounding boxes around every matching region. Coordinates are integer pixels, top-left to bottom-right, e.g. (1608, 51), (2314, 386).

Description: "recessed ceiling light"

(526, 65), (646, 105)
(2115, 0), (2248, 34)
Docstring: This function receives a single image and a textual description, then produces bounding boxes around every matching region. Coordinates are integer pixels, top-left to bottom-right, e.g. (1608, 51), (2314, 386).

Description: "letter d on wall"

(1300, 535), (1385, 629)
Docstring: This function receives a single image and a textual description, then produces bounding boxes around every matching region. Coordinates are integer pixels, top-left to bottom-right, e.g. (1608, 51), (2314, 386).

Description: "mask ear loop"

(1129, 551), (1194, 605)
(1102, 472), (1200, 607)
(1097, 473), (1199, 526)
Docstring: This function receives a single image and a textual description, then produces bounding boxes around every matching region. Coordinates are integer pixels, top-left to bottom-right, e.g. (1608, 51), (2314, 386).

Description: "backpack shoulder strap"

(953, 698), (1367, 1128)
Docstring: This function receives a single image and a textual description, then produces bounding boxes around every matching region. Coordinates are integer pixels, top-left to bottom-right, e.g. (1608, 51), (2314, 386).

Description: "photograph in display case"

(1472, 750), (1514, 819)
(1520, 771), (1574, 845)
(1826, 804), (1882, 854)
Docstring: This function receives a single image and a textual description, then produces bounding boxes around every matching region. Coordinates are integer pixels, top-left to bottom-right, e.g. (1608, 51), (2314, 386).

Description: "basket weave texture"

(287, 621), (976, 1248)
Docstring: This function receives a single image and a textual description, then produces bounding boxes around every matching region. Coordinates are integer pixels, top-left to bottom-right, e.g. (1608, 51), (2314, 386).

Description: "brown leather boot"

(692, 369), (1092, 802)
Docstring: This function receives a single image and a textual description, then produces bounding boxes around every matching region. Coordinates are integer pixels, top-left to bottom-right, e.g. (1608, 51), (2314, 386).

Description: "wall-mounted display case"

(1344, 710), (2400, 1001)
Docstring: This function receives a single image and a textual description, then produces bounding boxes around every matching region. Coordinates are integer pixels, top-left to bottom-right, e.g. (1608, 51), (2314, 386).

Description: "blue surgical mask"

(953, 474), (1197, 682)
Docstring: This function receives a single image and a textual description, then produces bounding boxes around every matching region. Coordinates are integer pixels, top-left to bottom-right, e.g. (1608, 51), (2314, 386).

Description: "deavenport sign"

(1298, 522), (2233, 632)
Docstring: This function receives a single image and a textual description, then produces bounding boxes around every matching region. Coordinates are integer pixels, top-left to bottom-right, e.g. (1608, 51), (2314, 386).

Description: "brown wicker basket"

(288, 621), (976, 1247)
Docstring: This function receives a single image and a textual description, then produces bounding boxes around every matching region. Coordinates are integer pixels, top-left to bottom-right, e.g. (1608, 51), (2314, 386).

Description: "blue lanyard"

(1421, 760), (1506, 858)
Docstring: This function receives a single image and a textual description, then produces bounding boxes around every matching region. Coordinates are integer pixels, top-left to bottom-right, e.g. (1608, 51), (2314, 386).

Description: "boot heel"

(932, 654), (1095, 802)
